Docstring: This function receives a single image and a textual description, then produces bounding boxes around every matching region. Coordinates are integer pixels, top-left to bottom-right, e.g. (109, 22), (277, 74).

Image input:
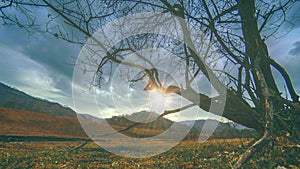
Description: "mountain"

(0, 107), (87, 139)
(0, 82), (186, 140)
(107, 111), (174, 130)
(0, 82), (255, 140)
(0, 82), (76, 117)
(106, 111), (200, 139)
(106, 111), (174, 138)
(78, 113), (104, 122)
(181, 119), (256, 138)
(181, 119), (249, 131)
(0, 106), (197, 140)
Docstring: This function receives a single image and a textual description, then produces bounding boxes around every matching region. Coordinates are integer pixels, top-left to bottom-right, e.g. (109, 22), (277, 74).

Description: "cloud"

(1, 3), (299, 121)
(289, 41), (300, 56)
(0, 7), (82, 108)
(0, 45), (69, 103)
(21, 35), (80, 78)
(0, 22), (80, 79)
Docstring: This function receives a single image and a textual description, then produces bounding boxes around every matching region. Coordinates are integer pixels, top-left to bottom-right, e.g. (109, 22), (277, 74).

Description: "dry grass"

(0, 139), (273, 169)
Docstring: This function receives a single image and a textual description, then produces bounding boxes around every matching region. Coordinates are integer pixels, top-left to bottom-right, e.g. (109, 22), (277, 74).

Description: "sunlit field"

(1, 138), (298, 169)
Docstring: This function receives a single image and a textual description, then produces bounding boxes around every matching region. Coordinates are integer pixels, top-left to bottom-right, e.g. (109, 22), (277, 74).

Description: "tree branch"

(233, 129), (270, 169)
(270, 58), (299, 102)
(71, 103), (196, 151)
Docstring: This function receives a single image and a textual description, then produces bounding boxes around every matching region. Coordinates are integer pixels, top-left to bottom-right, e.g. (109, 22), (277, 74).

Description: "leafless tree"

(1, 0), (299, 168)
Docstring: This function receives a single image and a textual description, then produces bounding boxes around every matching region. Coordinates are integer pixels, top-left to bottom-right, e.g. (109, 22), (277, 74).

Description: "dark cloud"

(0, 7), (83, 101)
(0, 20), (80, 105)
(0, 24), (79, 78)
(289, 41), (300, 56)
(22, 36), (79, 78)
(1, 2), (299, 112)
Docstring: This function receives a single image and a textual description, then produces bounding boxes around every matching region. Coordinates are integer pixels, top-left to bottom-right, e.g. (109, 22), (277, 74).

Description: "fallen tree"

(1, 0), (299, 167)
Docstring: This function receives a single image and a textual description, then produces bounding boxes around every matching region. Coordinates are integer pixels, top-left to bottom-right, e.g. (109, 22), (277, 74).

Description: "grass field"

(1, 138), (298, 169)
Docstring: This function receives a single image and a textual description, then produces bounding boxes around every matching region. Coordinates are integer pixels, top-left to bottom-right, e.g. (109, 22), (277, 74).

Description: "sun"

(148, 90), (166, 114)
(147, 89), (180, 114)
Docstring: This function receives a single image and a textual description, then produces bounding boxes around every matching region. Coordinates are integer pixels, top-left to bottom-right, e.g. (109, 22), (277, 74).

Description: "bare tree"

(1, 0), (299, 167)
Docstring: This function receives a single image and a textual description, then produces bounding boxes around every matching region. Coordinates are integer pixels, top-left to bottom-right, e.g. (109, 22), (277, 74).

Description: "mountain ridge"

(0, 81), (256, 140)
(0, 107), (87, 138)
(0, 82), (76, 117)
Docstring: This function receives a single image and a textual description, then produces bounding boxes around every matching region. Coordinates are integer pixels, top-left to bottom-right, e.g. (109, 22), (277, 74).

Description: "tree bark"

(237, 0), (279, 96)
(166, 86), (264, 130)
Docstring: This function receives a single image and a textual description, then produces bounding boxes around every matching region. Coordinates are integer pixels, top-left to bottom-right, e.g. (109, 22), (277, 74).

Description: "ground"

(1, 138), (299, 168)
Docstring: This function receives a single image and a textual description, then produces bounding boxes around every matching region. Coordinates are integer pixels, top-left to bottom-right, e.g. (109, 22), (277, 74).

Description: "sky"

(0, 23), (79, 107)
(0, 3), (299, 122)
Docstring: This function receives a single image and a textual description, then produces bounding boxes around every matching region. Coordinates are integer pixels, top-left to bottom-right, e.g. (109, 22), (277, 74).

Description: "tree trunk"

(173, 87), (264, 130)
(237, 0), (279, 96)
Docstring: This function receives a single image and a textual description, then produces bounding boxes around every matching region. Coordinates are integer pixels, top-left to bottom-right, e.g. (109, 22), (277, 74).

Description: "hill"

(0, 82), (255, 140)
(107, 111), (174, 130)
(0, 82), (76, 117)
(0, 107), (199, 141)
(182, 119), (256, 139)
(106, 111), (200, 139)
(0, 82), (195, 140)
(182, 119), (248, 131)
(0, 107), (87, 139)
